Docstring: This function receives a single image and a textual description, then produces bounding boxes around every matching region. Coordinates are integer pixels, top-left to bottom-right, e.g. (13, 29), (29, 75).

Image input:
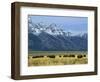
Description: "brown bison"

(47, 55), (55, 58)
(77, 55), (83, 58)
(32, 56), (44, 58)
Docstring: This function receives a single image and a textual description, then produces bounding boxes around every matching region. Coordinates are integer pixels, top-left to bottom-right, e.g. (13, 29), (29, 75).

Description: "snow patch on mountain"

(28, 18), (87, 37)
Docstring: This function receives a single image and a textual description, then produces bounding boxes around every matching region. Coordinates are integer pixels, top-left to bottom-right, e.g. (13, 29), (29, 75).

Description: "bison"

(32, 56), (44, 58)
(77, 55), (83, 58)
(63, 55), (75, 57)
(63, 55), (68, 57)
(47, 55), (55, 58)
(68, 54), (75, 57)
(83, 55), (86, 57)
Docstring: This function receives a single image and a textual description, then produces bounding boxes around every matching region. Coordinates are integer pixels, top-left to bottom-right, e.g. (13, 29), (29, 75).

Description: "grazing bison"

(69, 54), (75, 57)
(32, 56), (44, 58)
(63, 55), (68, 57)
(63, 55), (75, 57)
(47, 55), (55, 58)
(77, 55), (83, 58)
(83, 55), (86, 57)
(72, 55), (75, 57)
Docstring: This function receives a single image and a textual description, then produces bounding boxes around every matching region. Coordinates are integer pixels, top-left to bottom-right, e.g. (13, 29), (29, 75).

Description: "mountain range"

(28, 21), (87, 51)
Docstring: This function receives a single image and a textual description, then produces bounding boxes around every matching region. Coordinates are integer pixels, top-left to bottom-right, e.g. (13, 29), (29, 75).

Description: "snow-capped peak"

(28, 21), (67, 36)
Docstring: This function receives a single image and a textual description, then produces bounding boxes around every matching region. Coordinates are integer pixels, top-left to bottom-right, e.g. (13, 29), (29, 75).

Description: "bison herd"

(29, 54), (86, 59)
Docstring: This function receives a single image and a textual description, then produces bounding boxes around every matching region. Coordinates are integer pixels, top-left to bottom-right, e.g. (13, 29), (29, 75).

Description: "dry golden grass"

(28, 55), (88, 66)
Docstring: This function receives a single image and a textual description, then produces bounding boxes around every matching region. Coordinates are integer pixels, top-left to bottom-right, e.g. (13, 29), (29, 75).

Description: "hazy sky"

(28, 15), (88, 35)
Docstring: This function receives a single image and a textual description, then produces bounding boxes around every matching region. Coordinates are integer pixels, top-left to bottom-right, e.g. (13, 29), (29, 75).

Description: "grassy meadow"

(28, 51), (88, 66)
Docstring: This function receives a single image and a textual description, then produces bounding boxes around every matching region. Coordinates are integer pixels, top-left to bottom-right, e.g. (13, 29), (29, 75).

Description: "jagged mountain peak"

(28, 18), (87, 37)
(28, 21), (68, 36)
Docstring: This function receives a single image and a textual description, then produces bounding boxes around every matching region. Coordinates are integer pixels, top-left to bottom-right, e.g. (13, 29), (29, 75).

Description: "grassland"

(28, 51), (88, 66)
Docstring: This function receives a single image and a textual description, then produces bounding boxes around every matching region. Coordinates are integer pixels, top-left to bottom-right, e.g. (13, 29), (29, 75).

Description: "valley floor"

(28, 52), (88, 66)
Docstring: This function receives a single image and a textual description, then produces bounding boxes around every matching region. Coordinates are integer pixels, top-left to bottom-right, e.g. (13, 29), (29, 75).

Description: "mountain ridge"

(28, 20), (87, 51)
